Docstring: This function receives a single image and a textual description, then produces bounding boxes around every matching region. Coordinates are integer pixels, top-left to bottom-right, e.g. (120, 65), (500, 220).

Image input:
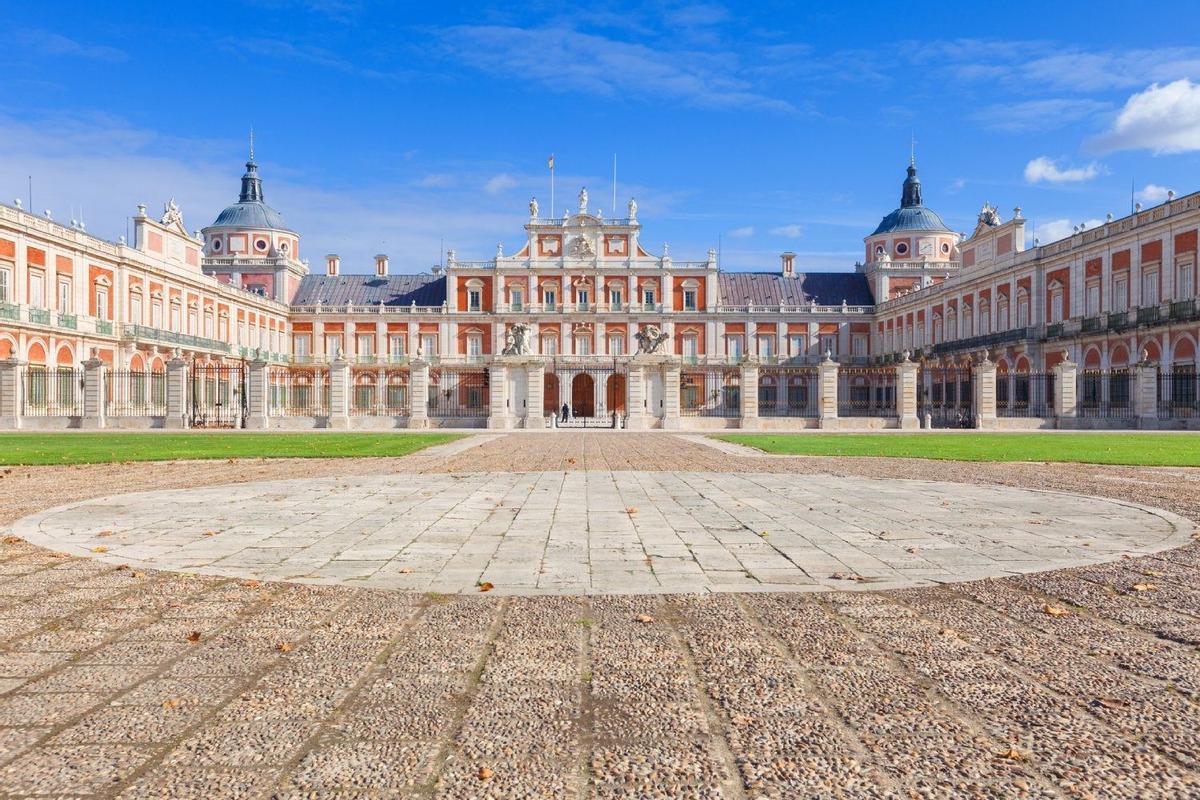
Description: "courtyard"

(0, 431), (1197, 797)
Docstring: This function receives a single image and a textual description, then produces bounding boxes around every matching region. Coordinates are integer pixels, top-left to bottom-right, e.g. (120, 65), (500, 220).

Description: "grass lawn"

(0, 432), (464, 466)
(715, 432), (1200, 467)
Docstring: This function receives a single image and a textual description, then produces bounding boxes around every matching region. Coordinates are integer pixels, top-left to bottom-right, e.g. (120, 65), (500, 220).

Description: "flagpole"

(550, 154), (555, 219)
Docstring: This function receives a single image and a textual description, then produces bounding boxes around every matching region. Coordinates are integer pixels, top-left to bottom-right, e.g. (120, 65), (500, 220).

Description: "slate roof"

(291, 274), (447, 307)
(871, 205), (952, 235)
(210, 201), (292, 232)
(718, 272), (875, 307)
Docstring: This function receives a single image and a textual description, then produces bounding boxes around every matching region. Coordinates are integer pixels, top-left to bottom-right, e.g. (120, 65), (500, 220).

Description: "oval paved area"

(11, 471), (1192, 595)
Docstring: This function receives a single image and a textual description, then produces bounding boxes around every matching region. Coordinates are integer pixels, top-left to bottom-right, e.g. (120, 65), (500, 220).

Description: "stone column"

(0, 359), (24, 429)
(626, 362), (647, 430)
(817, 352), (839, 429)
(662, 360), (682, 429)
(739, 360), (761, 429)
(1134, 353), (1159, 427)
(525, 361), (545, 429)
(81, 355), (107, 430)
(408, 359), (430, 428)
(245, 359), (270, 429)
(165, 354), (189, 429)
(1052, 351), (1078, 421)
(487, 361), (510, 429)
(328, 356), (350, 429)
(972, 355), (997, 429)
(896, 353), (920, 429)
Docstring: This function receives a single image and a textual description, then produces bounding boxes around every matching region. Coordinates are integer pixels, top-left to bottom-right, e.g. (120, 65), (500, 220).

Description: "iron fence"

(189, 363), (245, 428)
(839, 366), (896, 418)
(680, 368), (741, 417)
(22, 367), (83, 416)
(428, 367), (488, 418)
(758, 366), (817, 417)
(349, 370), (411, 416)
(1158, 369), (1200, 419)
(919, 366), (972, 426)
(997, 372), (1055, 418)
(106, 370), (167, 417)
(269, 368), (329, 416)
(1077, 370), (1133, 419)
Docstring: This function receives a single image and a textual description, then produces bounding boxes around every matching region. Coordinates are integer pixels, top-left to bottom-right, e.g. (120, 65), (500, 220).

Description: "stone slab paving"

(0, 432), (1198, 796)
(10, 471), (1191, 595)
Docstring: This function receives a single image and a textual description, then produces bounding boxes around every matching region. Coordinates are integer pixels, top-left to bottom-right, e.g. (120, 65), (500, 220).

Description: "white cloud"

(1096, 79), (1200, 154)
(1135, 184), (1173, 204)
(970, 98), (1110, 133)
(1023, 156), (1102, 184)
(484, 173), (519, 195)
(15, 29), (127, 62)
(1033, 217), (1106, 244)
(769, 224), (802, 238)
(729, 226), (754, 238)
(414, 173), (456, 189)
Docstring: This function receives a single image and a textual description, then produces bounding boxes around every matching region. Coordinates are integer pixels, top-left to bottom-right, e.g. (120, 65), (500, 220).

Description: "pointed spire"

(900, 141), (922, 208)
(249, 126), (255, 163)
(239, 129), (264, 204)
(909, 131), (916, 167)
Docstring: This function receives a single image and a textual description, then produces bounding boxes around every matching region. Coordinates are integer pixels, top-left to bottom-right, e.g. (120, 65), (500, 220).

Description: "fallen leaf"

(758, 531), (769, 538)
(186, 631), (202, 643)
(997, 746), (1027, 762)
(626, 507), (638, 515)
(115, 564), (130, 571)
(397, 567), (414, 574)
(939, 628), (957, 637)
(202, 531), (218, 537)
(478, 582), (494, 592)
(2, 535), (22, 545)
(905, 547), (919, 554)
(635, 614), (655, 624)
(1142, 570), (1164, 577)
(162, 698), (183, 710)
(96, 530), (114, 537)
(131, 571), (146, 579)
(1042, 604), (1070, 617)
(566, 457), (577, 465)
(1131, 583), (1158, 592)
(478, 766), (494, 781)
(90, 546), (109, 553)
(240, 580), (261, 588)
(275, 642), (293, 653)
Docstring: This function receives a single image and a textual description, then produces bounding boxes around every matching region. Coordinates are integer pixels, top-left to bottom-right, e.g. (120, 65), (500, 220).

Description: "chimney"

(375, 254), (389, 277)
(325, 254), (340, 276)
(781, 251), (796, 277)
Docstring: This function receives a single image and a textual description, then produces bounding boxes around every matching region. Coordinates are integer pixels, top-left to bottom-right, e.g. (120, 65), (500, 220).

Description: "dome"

(871, 162), (952, 236)
(206, 159), (295, 233)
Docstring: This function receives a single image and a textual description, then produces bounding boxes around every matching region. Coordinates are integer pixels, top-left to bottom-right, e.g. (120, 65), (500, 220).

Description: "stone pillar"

(328, 356), (350, 429)
(0, 359), (24, 429)
(662, 361), (682, 429)
(408, 359), (430, 428)
(81, 355), (107, 430)
(972, 355), (997, 428)
(896, 353), (920, 429)
(817, 353), (839, 429)
(165, 354), (189, 429)
(525, 361), (545, 429)
(1134, 354), (1159, 427)
(487, 361), (510, 429)
(245, 359), (270, 429)
(1052, 351), (1078, 420)
(739, 361), (761, 429)
(626, 362), (647, 430)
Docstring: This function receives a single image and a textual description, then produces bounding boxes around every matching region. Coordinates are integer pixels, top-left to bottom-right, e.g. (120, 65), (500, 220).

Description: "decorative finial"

(249, 127), (255, 162)
(910, 131), (916, 167)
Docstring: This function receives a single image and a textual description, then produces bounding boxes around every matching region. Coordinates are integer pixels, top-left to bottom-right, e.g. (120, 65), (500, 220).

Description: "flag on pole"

(548, 154), (555, 170)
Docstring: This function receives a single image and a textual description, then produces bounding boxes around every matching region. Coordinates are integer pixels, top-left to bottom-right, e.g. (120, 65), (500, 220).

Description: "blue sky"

(3, 1), (1200, 274)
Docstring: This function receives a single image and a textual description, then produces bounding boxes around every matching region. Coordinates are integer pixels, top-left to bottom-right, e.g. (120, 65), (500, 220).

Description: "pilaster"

(896, 353), (920, 429)
(245, 360), (270, 429)
(1134, 355), (1159, 427)
(972, 355), (998, 429)
(625, 362), (647, 430)
(408, 359), (430, 429)
(739, 361), (761, 429)
(662, 361), (681, 429)
(0, 359), (24, 429)
(165, 355), (189, 429)
(487, 361), (511, 429)
(525, 361), (545, 429)
(1052, 351), (1078, 419)
(817, 353), (839, 429)
(81, 356), (107, 430)
(328, 357), (350, 429)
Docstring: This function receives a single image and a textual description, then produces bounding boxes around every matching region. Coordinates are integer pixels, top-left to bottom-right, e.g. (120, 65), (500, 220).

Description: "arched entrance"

(606, 373), (626, 413)
(543, 372), (559, 415)
(571, 373), (595, 417)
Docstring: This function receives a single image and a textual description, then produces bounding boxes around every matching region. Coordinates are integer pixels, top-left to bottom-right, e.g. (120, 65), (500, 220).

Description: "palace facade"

(1, 152), (1199, 430)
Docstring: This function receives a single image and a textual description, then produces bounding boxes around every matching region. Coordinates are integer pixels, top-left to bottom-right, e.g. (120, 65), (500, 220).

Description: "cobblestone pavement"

(0, 431), (1197, 797)
(11, 469), (1190, 595)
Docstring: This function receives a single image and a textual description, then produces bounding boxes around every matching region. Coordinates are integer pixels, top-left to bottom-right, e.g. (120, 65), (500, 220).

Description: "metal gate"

(919, 365), (973, 428)
(189, 362), (246, 428)
(551, 359), (626, 428)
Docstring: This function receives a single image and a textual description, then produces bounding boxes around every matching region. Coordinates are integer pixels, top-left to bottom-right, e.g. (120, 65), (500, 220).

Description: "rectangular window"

(788, 334), (805, 356)
(389, 335), (406, 357)
(682, 289), (697, 311)
(642, 288), (656, 309)
(293, 334), (311, 357)
(608, 335), (624, 355)
(1086, 283), (1101, 316)
(325, 334), (343, 357)
(819, 334), (837, 356)
(97, 289), (109, 321)
(29, 270), (44, 307)
(356, 334), (374, 356)
(0, 267), (9, 302)
(1113, 277), (1128, 312)
(681, 336), (698, 357)
(577, 289), (590, 310)
(420, 333), (437, 356)
(467, 289), (482, 311)
(509, 288), (523, 311)
(57, 278), (71, 312)
(152, 302), (163, 329)
(852, 335), (867, 357)
(170, 304), (180, 331)
(542, 336), (558, 355)
(609, 288), (623, 310)
(757, 336), (774, 357)
(466, 336), (482, 357)
(726, 335), (743, 358)
(218, 317), (228, 341)
(204, 314), (214, 339)
(575, 336), (591, 355)
(543, 289), (556, 311)
(130, 295), (142, 324)
(1143, 270), (1159, 305)
(1050, 292), (1063, 323)
(1177, 262), (1194, 300)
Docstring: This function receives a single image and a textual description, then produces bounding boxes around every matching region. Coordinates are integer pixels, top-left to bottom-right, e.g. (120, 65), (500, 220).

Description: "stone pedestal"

(328, 358), (350, 429)
(662, 362), (682, 430)
(625, 364), (648, 430)
(487, 362), (510, 429)
(525, 361), (545, 429)
(896, 357), (920, 430)
(408, 360), (430, 429)
(165, 356), (189, 429)
(817, 355), (839, 429)
(245, 360), (270, 430)
(81, 357), (107, 430)
(0, 359), (24, 430)
(972, 357), (997, 429)
(739, 361), (761, 430)
(1052, 354), (1077, 420)
(1135, 359), (1159, 427)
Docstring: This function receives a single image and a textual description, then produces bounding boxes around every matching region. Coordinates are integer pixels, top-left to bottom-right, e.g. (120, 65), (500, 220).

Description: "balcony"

(1170, 300), (1199, 322)
(57, 313), (77, 330)
(28, 308), (51, 325)
(96, 320), (113, 335)
(930, 326), (1038, 356)
(1137, 306), (1162, 325)
(121, 323), (230, 353)
(0, 303), (17, 321)
(1080, 315), (1103, 333)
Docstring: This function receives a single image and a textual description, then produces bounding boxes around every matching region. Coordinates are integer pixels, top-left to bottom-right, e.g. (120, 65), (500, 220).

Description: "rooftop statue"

(578, 187), (588, 214)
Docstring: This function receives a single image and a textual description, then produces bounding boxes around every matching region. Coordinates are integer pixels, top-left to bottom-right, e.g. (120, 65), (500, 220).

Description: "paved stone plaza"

(11, 469), (1192, 595)
(0, 432), (1198, 798)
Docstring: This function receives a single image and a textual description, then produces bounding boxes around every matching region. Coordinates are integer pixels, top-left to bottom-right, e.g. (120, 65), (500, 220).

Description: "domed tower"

(860, 157), (961, 301)
(200, 137), (308, 302)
